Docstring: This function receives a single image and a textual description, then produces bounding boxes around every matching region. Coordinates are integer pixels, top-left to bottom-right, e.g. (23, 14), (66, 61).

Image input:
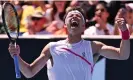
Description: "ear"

(82, 24), (85, 30)
(106, 12), (109, 18)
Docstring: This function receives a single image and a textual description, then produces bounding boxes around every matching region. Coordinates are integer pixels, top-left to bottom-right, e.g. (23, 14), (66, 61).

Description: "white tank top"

(47, 39), (94, 80)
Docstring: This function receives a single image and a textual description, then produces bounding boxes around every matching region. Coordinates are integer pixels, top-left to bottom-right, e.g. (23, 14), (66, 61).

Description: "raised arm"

(92, 40), (130, 60)
(8, 43), (51, 78)
(91, 8), (130, 62)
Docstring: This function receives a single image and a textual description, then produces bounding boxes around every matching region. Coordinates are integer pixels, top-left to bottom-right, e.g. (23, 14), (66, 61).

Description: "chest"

(52, 45), (92, 65)
(55, 45), (87, 57)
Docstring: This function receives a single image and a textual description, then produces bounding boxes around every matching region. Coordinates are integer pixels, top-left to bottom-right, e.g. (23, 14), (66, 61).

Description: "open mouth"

(96, 14), (101, 17)
(70, 19), (79, 28)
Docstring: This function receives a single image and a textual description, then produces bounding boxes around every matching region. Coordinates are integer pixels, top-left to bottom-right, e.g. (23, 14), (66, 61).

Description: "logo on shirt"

(82, 52), (86, 58)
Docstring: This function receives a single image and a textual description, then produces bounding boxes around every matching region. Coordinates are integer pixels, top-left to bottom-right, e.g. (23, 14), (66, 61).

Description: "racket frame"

(2, 2), (21, 79)
(2, 2), (20, 43)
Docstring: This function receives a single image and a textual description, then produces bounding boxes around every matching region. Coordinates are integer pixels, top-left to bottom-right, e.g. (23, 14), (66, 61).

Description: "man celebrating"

(8, 7), (130, 80)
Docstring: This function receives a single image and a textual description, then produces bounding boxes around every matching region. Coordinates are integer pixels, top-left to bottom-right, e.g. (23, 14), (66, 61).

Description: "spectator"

(70, 1), (98, 22)
(84, 1), (114, 35)
(20, 1), (50, 33)
(45, 1), (70, 34)
(114, 3), (133, 35)
(107, 1), (123, 25)
(107, 1), (133, 25)
(70, 0), (79, 7)
(22, 11), (51, 36)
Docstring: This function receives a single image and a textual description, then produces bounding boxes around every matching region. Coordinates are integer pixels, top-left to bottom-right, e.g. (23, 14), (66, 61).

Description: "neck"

(67, 34), (82, 44)
(97, 23), (107, 30)
(57, 9), (63, 13)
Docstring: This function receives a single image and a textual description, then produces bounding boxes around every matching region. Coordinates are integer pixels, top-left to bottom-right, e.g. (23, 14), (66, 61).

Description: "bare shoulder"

(41, 41), (62, 58)
(41, 40), (66, 58)
(41, 42), (52, 58)
(91, 41), (105, 54)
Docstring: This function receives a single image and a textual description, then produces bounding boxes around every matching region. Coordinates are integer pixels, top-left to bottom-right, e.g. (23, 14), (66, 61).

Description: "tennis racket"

(2, 2), (21, 78)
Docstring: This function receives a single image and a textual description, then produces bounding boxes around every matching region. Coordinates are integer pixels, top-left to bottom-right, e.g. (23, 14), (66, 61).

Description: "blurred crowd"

(0, 0), (133, 36)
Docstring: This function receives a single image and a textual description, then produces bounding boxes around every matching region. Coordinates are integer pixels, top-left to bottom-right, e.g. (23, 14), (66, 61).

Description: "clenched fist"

(115, 8), (128, 31)
(8, 43), (20, 58)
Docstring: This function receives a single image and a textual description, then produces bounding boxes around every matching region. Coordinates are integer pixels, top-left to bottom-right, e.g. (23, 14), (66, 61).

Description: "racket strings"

(5, 5), (17, 32)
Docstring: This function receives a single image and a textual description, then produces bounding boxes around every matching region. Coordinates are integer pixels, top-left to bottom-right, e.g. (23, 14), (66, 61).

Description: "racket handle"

(13, 55), (21, 78)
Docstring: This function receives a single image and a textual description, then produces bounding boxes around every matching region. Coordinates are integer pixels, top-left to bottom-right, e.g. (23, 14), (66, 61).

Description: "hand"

(115, 18), (127, 31)
(92, 15), (101, 23)
(115, 8), (128, 31)
(115, 8), (126, 19)
(92, 15), (106, 29)
(8, 43), (20, 58)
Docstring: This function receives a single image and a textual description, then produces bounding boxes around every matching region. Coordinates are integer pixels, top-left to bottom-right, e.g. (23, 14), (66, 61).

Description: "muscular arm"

(92, 39), (130, 62)
(18, 43), (51, 78)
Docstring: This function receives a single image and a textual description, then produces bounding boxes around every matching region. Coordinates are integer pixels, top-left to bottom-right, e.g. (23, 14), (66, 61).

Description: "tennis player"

(8, 7), (130, 80)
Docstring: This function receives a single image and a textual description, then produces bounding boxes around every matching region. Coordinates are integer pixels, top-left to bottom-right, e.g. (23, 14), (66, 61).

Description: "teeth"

(71, 26), (77, 28)
(70, 18), (79, 27)
(71, 26), (76, 29)
(72, 21), (78, 24)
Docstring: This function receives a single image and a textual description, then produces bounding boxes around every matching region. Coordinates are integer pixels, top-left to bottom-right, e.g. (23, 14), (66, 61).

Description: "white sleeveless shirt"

(47, 39), (94, 80)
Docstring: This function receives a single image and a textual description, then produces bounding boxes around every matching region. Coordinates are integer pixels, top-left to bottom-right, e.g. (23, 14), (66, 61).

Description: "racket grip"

(13, 55), (21, 78)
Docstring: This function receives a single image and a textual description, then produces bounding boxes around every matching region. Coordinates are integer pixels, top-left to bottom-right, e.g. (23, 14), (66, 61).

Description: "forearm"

(119, 23), (130, 59)
(18, 53), (50, 78)
(97, 40), (130, 60)
(119, 39), (130, 60)
(18, 56), (33, 78)
(8, 42), (51, 78)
